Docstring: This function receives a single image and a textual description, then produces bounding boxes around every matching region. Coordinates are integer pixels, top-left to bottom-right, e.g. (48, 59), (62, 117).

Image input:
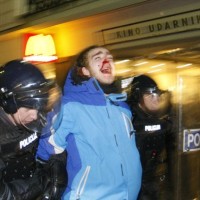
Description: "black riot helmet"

(129, 74), (162, 103)
(0, 59), (61, 133)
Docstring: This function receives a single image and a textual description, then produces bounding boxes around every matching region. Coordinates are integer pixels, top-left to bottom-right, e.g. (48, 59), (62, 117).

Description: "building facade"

(0, 1), (199, 199)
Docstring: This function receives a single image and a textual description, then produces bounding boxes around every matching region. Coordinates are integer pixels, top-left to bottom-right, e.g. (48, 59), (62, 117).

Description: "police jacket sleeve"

(0, 158), (43, 200)
(0, 158), (13, 199)
(0, 158), (15, 199)
(38, 151), (67, 200)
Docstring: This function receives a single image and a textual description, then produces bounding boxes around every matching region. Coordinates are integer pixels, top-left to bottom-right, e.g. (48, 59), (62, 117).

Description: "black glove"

(39, 152), (67, 200)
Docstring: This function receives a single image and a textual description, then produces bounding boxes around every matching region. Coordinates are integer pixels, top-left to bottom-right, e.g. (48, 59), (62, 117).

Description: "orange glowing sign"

(24, 34), (58, 62)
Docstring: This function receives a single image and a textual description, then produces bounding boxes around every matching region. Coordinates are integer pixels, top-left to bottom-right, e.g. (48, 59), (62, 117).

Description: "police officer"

(0, 60), (67, 200)
(127, 75), (173, 200)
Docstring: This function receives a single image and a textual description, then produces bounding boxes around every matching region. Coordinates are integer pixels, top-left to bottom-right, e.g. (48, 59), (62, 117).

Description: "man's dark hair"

(71, 45), (100, 85)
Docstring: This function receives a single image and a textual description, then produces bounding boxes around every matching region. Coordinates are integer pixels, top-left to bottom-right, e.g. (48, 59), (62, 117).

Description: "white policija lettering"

(145, 125), (161, 131)
(19, 132), (38, 149)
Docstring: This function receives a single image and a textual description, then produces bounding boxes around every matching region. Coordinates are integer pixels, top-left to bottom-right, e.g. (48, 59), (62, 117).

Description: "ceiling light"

(176, 63), (192, 68)
(155, 48), (183, 55)
(115, 59), (130, 64)
(134, 61), (148, 66)
(147, 69), (163, 73)
(150, 63), (165, 68)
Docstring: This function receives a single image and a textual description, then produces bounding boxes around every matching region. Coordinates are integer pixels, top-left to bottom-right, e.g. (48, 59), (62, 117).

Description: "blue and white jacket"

(37, 72), (142, 200)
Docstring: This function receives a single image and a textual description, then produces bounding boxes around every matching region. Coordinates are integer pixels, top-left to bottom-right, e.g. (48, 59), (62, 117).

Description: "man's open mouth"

(100, 60), (111, 74)
(101, 68), (111, 74)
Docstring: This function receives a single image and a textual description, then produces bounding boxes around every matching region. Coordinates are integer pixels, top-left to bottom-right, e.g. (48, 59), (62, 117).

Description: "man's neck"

(98, 80), (122, 94)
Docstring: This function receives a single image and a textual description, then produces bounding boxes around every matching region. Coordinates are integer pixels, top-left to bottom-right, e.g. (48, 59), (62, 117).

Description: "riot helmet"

(129, 75), (162, 103)
(0, 59), (61, 134)
(128, 74), (170, 116)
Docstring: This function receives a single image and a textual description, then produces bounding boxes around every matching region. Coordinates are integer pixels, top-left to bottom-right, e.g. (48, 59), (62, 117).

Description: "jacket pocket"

(75, 165), (91, 200)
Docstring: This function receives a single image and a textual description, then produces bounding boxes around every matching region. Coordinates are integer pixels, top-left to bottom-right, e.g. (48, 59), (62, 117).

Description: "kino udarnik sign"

(102, 10), (200, 44)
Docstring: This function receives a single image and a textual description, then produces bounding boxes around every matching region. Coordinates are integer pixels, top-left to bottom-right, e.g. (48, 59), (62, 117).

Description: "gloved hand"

(39, 152), (67, 200)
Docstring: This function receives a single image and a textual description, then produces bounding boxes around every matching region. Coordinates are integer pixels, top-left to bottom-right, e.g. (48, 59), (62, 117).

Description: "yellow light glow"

(24, 34), (58, 62)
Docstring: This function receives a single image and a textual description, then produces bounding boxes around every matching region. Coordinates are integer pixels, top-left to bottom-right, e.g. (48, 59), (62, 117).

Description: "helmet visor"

(141, 86), (164, 96)
(141, 89), (170, 116)
(14, 80), (61, 135)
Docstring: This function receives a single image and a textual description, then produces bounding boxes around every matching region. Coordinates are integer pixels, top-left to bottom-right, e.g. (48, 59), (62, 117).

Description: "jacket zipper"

(107, 99), (125, 177)
(75, 166), (91, 200)
(115, 134), (124, 176)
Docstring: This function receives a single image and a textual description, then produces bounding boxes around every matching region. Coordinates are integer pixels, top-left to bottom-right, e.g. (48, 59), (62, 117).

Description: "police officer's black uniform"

(0, 107), (44, 199)
(132, 104), (173, 200)
(128, 75), (174, 200)
(0, 60), (67, 200)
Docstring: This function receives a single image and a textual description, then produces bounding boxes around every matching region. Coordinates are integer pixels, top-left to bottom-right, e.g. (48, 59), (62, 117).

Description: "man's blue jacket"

(37, 71), (142, 200)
